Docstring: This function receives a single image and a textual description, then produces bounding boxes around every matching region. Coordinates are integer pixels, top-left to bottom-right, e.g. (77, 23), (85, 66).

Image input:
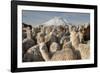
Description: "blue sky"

(22, 10), (90, 25)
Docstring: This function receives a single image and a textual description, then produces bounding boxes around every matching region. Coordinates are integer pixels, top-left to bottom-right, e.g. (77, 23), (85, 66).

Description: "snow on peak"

(43, 17), (68, 26)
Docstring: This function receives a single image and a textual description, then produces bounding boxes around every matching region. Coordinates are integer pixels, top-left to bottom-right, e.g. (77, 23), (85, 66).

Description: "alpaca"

(57, 26), (66, 40)
(60, 36), (70, 45)
(60, 36), (71, 51)
(50, 42), (60, 53)
(36, 32), (45, 44)
(23, 45), (44, 62)
(39, 42), (50, 61)
(22, 23), (28, 40)
(45, 29), (58, 48)
(22, 25), (35, 57)
(84, 24), (90, 41)
(78, 24), (90, 43)
(70, 28), (90, 59)
(45, 26), (52, 35)
(78, 44), (90, 59)
(70, 29), (80, 49)
(32, 27), (37, 38)
(78, 25), (85, 43)
(23, 32), (48, 62)
(39, 42), (76, 61)
(62, 41), (81, 60)
(22, 32), (27, 40)
(62, 41), (72, 50)
(51, 49), (76, 61)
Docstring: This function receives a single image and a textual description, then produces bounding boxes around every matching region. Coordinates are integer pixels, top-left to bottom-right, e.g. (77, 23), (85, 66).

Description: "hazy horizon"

(22, 10), (90, 26)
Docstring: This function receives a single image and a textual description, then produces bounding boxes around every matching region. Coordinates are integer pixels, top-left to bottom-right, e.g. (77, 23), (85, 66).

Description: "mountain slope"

(43, 17), (69, 26)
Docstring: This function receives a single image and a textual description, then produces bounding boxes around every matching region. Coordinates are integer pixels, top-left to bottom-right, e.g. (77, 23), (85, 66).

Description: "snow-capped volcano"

(43, 17), (68, 26)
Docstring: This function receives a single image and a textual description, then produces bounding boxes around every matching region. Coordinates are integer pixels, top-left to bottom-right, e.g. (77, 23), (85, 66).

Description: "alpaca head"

(50, 42), (60, 53)
(69, 25), (77, 33)
(60, 36), (70, 45)
(27, 45), (39, 54)
(84, 24), (90, 41)
(45, 26), (52, 35)
(62, 41), (72, 50)
(36, 32), (45, 44)
(22, 23), (32, 39)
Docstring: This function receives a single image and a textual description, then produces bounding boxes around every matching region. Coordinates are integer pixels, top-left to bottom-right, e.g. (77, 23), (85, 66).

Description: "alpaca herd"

(22, 23), (90, 62)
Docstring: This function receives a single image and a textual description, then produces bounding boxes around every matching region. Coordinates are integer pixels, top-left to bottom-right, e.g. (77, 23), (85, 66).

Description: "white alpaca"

(78, 44), (90, 59)
(51, 49), (76, 61)
(50, 42), (60, 53)
(36, 32), (45, 44)
(62, 40), (81, 60)
(45, 29), (58, 47)
(39, 42), (76, 61)
(78, 25), (85, 43)
(70, 30), (80, 49)
(70, 29), (90, 59)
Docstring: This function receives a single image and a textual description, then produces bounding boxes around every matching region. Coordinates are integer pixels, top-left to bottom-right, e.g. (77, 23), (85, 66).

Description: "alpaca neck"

(39, 43), (50, 61)
(70, 31), (80, 50)
(26, 29), (32, 39)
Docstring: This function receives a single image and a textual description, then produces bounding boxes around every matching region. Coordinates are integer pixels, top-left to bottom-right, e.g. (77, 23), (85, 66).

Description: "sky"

(22, 10), (90, 26)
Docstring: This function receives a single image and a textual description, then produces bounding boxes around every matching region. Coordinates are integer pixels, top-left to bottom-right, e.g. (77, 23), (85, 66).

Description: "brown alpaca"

(78, 24), (90, 43)
(22, 26), (35, 57)
(84, 24), (90, 41)
(23, 45), (44, 62)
